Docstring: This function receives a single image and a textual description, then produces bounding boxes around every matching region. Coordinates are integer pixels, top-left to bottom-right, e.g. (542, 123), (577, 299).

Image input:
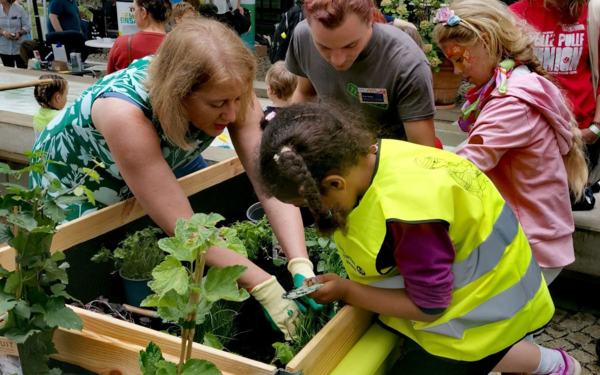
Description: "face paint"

(442, 43), (470, 71)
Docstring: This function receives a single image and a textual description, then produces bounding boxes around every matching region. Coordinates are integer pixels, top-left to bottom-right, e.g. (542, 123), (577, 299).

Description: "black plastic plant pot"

(119, 269), (152, 307)
(246, 202), (265, 223)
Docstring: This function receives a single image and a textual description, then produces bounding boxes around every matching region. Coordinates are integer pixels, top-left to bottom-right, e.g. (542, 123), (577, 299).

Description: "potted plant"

(380, 0), (463, 107)
(0, 150), (101, 374)
(91, 226), (165, 307)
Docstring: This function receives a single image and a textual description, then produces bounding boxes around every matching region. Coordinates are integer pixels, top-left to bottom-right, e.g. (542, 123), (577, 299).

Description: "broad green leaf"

(318, 238), (329, 249)
(0, 264), (10, 277)
(201, 266), (249, 302)
(156, 360), (178, 375)
(14, 300), (31, 319)
(151, 256), (189, 296)
(4, 327), (41, 344)
(50, 284), (79, 303)
(180, 359), (222, 375)
(0, 287), (17, 314)
(0, 224), (13, 243)
(0, 182), (27, 191)
(305, 240), (317, 247)
(31, 225), (56, 233)
(18, 329), (52, 374)
(44, 261), (69, 284)
(83, 186), (96, 206)
(73, 186), (84, 197)
(11, 231), (54, 260)
(4, 272), (22, 293)
(51, 252), (66, 262)
(7, 213), (38, 231)
(272, 342), (296, 365)
(82, 168), (100, 181)
(203, 333), (224, 350)
(42, 200), (66, 223)
(91, 247), (111, 263)
(44, 306), (83, 330)
(189, 213), (225, 228)
(48, 369), (64, 375)
(0, 208), (9, 217)
(0, 162), (11, 174)
(139, 342), (164, 375)
(219, 227), (248, 258)
(158, 237), (193, 262)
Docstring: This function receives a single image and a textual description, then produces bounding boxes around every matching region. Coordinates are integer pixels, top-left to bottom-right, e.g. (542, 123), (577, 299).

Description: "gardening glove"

(251, 276), (306, 341)
(288, 258), (323, 311)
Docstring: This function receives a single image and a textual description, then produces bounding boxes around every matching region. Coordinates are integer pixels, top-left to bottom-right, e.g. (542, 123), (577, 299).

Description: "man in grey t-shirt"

(286, 0), (436, 144)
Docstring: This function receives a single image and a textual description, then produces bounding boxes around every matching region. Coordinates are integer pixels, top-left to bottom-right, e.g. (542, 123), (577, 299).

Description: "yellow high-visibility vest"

(334, 139), (554, 361)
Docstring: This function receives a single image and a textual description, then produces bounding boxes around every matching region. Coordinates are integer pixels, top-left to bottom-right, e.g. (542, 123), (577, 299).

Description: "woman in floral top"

(31, 19), (314, 341)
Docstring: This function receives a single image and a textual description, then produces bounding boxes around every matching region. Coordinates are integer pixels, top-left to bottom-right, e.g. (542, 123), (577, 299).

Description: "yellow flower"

(430, 57), (441, 68)
(396, 5), (407, 15)
(420, 20), (431, 30)
(380, 0), (392, 7)
(423, 44), (433, 54)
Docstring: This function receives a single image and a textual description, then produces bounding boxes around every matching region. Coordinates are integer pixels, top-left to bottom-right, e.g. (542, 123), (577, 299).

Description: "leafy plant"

(91, 226), (165, 279)
(194, 300), (241, 348)
(305, 227), (347, 279)
(228, 216), (273, 261)
(379, 0), (451, 72)
(0, 150), (102, 374)
(138, 213), (250, 375)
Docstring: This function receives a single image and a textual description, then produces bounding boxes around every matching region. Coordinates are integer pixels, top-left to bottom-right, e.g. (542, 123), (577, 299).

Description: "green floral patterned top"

(30, 56), (214, 220)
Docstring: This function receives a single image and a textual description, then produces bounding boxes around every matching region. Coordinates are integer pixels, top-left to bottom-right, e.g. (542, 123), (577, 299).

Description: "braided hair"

(33, 75), (67, 110)
(258, 103), (377, 236)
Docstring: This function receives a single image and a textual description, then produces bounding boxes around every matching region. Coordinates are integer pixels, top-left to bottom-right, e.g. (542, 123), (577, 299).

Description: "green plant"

(91, 226), (165, 279)
(305, 227), (347, 279)
(379, 0), (451, 72)
(228, 216), (273, 261)
(0, 151), (102, 374)
(194, 300), (241, 349)
(138, 213), (250, 375)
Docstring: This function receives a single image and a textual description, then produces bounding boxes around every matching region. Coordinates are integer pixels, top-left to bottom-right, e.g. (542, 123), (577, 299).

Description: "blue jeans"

(173, 154), (209, 179)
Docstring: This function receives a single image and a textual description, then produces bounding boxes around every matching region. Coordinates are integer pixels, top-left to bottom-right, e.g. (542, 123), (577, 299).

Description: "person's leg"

(494, 340), (581, 375)
(13, 54), (26, 69)
(0, 54), (15, 67)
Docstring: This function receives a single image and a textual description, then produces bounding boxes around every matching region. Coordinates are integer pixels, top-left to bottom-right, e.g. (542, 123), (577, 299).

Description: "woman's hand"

(304, 273), (350, 304)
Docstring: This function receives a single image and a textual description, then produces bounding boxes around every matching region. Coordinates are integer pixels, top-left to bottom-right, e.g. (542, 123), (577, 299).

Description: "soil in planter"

(48, 359), (100, 375)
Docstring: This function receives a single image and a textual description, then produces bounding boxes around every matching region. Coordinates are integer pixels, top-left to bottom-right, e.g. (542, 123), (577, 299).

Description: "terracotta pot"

(432, 57), (463, 108)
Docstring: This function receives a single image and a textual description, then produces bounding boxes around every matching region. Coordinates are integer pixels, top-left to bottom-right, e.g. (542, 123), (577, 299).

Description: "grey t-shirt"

(286, 21), (436, 140)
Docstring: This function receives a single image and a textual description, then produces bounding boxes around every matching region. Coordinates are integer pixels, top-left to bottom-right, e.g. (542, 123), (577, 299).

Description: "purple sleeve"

(387, 221), (455, 313)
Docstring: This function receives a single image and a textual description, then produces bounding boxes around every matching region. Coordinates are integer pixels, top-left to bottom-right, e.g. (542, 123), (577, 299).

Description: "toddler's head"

(265, 62), (298, 106)
(34, 75), (68, 110)
(172, 2), (197, 24)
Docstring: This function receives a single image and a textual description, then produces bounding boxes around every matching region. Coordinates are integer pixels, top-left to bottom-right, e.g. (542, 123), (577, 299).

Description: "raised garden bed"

(0, 157), (392, 375)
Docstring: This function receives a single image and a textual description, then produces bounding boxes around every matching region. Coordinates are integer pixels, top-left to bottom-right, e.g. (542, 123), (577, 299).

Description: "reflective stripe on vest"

(452, 203), (519, 288)
(371, 203), (518, 291)
(419, 253), (542, 339)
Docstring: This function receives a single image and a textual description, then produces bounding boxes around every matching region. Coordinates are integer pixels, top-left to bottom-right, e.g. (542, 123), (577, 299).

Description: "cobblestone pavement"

(536, 270), (600, 374)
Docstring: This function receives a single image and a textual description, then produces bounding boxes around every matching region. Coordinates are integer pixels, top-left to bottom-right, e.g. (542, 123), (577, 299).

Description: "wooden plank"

(52, 306), (276, 375)
(0, 150), (29, 164)
(0, 157), (245, 271)
(286, 306), (375, 375)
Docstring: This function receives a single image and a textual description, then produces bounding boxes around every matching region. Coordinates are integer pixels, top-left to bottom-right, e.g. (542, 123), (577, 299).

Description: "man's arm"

(291, 76), (318, 103)
(49, 14), (63, 32)
(404, 118), (436, 147)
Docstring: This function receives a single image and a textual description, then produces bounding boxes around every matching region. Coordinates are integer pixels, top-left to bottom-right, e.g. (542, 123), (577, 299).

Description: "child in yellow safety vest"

(33, 74), (68, 141)
(256, 103), (579, 375)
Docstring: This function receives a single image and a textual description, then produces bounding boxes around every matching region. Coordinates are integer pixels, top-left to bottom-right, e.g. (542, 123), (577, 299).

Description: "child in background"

(172, 2), (197, 24)
(263, 61), (298, 117)
(433, 0), (588, 290)
(33, 75), (68, 141)
(257, 103), (569, 375)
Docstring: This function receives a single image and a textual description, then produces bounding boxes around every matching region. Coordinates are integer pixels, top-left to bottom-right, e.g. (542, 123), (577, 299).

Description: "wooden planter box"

(0, 157), (384, 375)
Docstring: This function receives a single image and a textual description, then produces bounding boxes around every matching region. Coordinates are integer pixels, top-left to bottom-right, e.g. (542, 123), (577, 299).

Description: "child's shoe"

(548, 348), (581, 375)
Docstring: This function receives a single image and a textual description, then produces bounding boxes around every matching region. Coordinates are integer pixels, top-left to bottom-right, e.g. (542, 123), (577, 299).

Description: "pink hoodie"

(457, 71), (575, 268)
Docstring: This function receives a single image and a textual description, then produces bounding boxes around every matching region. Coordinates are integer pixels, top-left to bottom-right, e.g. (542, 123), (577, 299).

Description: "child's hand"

(303, 273), (349, 304)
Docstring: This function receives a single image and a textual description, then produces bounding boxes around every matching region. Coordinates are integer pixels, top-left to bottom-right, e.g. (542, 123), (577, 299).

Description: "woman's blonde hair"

(146, 18), (256, 150)
(172, 2), (196, 21)
(433, 0), (588, 199)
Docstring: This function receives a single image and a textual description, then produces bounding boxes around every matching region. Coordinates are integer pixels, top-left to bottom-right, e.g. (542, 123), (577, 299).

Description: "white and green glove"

(251, 276), (306, 341)
(288, 258), (323, 311)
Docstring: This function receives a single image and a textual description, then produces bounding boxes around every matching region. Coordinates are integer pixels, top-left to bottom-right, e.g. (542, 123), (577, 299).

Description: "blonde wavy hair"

(146, 18), (256, 150)
(433, 0), (588, 200)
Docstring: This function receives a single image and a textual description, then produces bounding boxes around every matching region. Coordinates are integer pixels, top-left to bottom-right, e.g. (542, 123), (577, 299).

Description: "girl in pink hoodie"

(433, 1), (588, 374)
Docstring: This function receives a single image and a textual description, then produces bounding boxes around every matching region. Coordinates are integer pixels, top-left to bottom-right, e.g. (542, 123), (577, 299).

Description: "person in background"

(47, 0), (81, 33)
(172, 2), (197, 24)
(0, 0), (31, 68)
(106, 0), (170, 74)
(510, 0), (600, 196)
(263, 61), (298, 117)
(286, 0), (437, 146)
(435, 0), (588, 289)
(33, 75), (68, 141)
(257, 103), (563, 375)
